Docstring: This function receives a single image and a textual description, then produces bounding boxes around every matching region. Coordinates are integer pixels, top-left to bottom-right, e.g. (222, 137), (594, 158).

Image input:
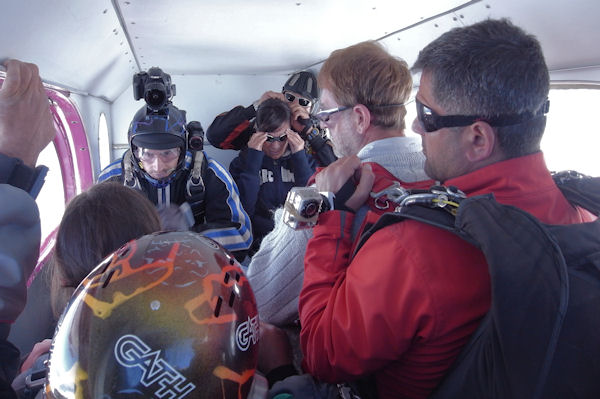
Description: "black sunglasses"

(284, 92), (311, 107)
(416, 98), (550, 133)
(266, 134), (288, 142)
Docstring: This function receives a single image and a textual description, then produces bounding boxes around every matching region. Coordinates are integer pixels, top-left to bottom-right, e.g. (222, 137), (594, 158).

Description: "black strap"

(186, 151), (207, 222)
(552, 171), (600, 215)
(0, 154), (48, 199)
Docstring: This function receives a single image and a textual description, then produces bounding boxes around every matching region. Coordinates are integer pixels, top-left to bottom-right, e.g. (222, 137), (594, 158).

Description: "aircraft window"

(36, 143), (65, 240)
(98, 112), (111, 170)
(543, 87), (600, 176)
(32, 90), (94, 280)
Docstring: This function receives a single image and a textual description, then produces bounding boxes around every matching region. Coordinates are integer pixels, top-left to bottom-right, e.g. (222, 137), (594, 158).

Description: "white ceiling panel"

(1, 0), (599, 102)
(115, 0), (470, 74)
(0, 0), (133, 101)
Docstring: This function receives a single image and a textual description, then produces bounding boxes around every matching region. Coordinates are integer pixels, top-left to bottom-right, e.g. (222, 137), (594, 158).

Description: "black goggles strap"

(436, 99), (550, 129)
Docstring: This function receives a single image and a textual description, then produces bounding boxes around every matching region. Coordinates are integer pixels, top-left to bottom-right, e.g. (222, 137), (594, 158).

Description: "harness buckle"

(370, 182), (411, 210)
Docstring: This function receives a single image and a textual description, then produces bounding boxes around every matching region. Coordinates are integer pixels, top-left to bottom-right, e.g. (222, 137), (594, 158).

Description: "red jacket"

(300, 152), (596, 398)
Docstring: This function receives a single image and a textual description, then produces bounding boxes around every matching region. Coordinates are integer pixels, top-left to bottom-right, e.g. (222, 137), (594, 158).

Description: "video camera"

(133, 67), (176, 112)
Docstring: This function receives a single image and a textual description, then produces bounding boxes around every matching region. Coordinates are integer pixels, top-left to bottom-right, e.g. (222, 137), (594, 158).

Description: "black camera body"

(187, 121), (204, 151)
(133, 67), (176, 111)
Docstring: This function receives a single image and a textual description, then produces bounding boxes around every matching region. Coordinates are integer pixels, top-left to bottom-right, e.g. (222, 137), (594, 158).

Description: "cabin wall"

(108, 73), (302, 170)
(70, 94), (112, 178)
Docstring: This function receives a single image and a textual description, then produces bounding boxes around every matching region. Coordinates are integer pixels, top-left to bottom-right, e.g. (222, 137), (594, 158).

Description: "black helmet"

(128, 104), (187, 152)
(46, 231), (260, 399)
(282, 71), (318, 102)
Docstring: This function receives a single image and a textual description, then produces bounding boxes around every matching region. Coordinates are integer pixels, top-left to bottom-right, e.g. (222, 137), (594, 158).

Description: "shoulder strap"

(355, 170), (600, 255)
(353, 186), (470, 257)
(185, 151), (207, 221)
(122, 150), (141, 189)
(552, 170), (600, 215)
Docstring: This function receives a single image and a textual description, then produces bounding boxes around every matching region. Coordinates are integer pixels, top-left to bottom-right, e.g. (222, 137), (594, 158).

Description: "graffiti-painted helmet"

(282, 71), (318, 102)
(128, 104), (188, 152)
(46, 231), (259, 399)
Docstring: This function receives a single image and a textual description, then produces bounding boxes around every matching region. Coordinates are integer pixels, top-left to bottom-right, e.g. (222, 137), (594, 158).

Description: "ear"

(463, 121), (497, 162)
(352, 104), (371, 135)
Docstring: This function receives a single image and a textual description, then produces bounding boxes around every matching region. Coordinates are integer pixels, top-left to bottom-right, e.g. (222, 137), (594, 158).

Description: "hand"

(157, 204), (192, 231)
(289, 102), (310, 133)
(20, 338), (52, 373)
(248, 131), (268, 151)
(257, 322), (294, 375)
(0, 59), (55, 167)
(315, 156), (362, 193)
(257, 90), (285, 105)
(345, 163), (375, 211)
(315, 156), (375, 211)
(286, 130), (305, 153)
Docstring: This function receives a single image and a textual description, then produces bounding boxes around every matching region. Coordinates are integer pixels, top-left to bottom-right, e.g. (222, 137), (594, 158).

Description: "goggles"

(137, 147), (181, 162)
(265, 133), (288, 142)
(284, 92), (312, 107)
(416, 98), (550, 133)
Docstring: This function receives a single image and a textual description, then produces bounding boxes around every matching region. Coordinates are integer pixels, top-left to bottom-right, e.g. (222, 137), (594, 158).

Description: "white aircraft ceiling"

(1, 0), (599, 102)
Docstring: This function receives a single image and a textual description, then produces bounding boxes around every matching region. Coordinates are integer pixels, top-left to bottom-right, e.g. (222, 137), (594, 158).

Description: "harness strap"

(185, 151), (207, 224)
(122, 150), (141, 189)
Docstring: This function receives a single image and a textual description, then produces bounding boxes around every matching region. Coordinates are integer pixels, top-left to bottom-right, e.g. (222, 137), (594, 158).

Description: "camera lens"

(300, 201), (319, 218)
(189, 136), (203, 151)
(144, 82), (167, 111)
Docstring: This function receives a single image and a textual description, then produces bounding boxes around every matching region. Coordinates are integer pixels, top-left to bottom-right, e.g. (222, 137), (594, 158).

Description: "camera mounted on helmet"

(131, 67), (205, 155)
(133, 66), (176, 112)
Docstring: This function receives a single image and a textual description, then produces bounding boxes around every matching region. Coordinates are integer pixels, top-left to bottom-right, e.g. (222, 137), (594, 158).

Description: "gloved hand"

(157, 203), (193, 231)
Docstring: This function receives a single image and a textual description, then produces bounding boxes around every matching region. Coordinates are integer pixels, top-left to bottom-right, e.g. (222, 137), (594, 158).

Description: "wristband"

(0, 154), (48, 199)
(333, 179), (357, 212)
(319, 191), (335, 212)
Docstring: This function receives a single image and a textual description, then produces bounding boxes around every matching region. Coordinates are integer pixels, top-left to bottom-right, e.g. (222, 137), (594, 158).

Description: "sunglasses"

(266, 134), (288, 142)
(137, 147), (181, 162)
(416, 98), (550, 133)
(284, 92), (312, 107)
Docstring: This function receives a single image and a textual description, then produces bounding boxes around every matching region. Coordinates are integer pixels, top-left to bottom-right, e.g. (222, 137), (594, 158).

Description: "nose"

(270, 141), (284, 150)
(147, 156), (165, 171)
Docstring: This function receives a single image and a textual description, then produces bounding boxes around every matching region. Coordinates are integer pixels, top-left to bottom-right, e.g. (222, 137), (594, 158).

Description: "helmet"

(46, 231), (259, 399)
(282, 70), (319, 102)
(128, 104), (187, 152)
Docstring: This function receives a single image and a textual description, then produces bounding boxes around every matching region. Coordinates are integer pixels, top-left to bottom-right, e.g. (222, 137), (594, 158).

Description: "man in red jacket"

(300, 19), (596, 399)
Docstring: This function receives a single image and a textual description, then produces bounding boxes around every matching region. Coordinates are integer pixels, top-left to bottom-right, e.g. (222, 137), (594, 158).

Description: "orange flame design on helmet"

(80, 240), (178, 319)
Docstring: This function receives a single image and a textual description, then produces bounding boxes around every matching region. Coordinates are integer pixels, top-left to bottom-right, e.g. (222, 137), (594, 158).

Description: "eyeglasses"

(284, 92), (312, 107)
(314, 106), (351, 123)
(265, 133), (288, 142)
(315, 101), (415, 124)
(137, 147), (181, 162)
(416, 98), (550, 133)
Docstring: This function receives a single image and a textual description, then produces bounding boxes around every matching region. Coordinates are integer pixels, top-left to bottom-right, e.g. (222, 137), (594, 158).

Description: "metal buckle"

(370, 182), (411, 210)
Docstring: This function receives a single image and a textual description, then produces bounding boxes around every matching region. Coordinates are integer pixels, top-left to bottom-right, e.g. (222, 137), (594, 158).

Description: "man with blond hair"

(247, 41), (428, 330)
